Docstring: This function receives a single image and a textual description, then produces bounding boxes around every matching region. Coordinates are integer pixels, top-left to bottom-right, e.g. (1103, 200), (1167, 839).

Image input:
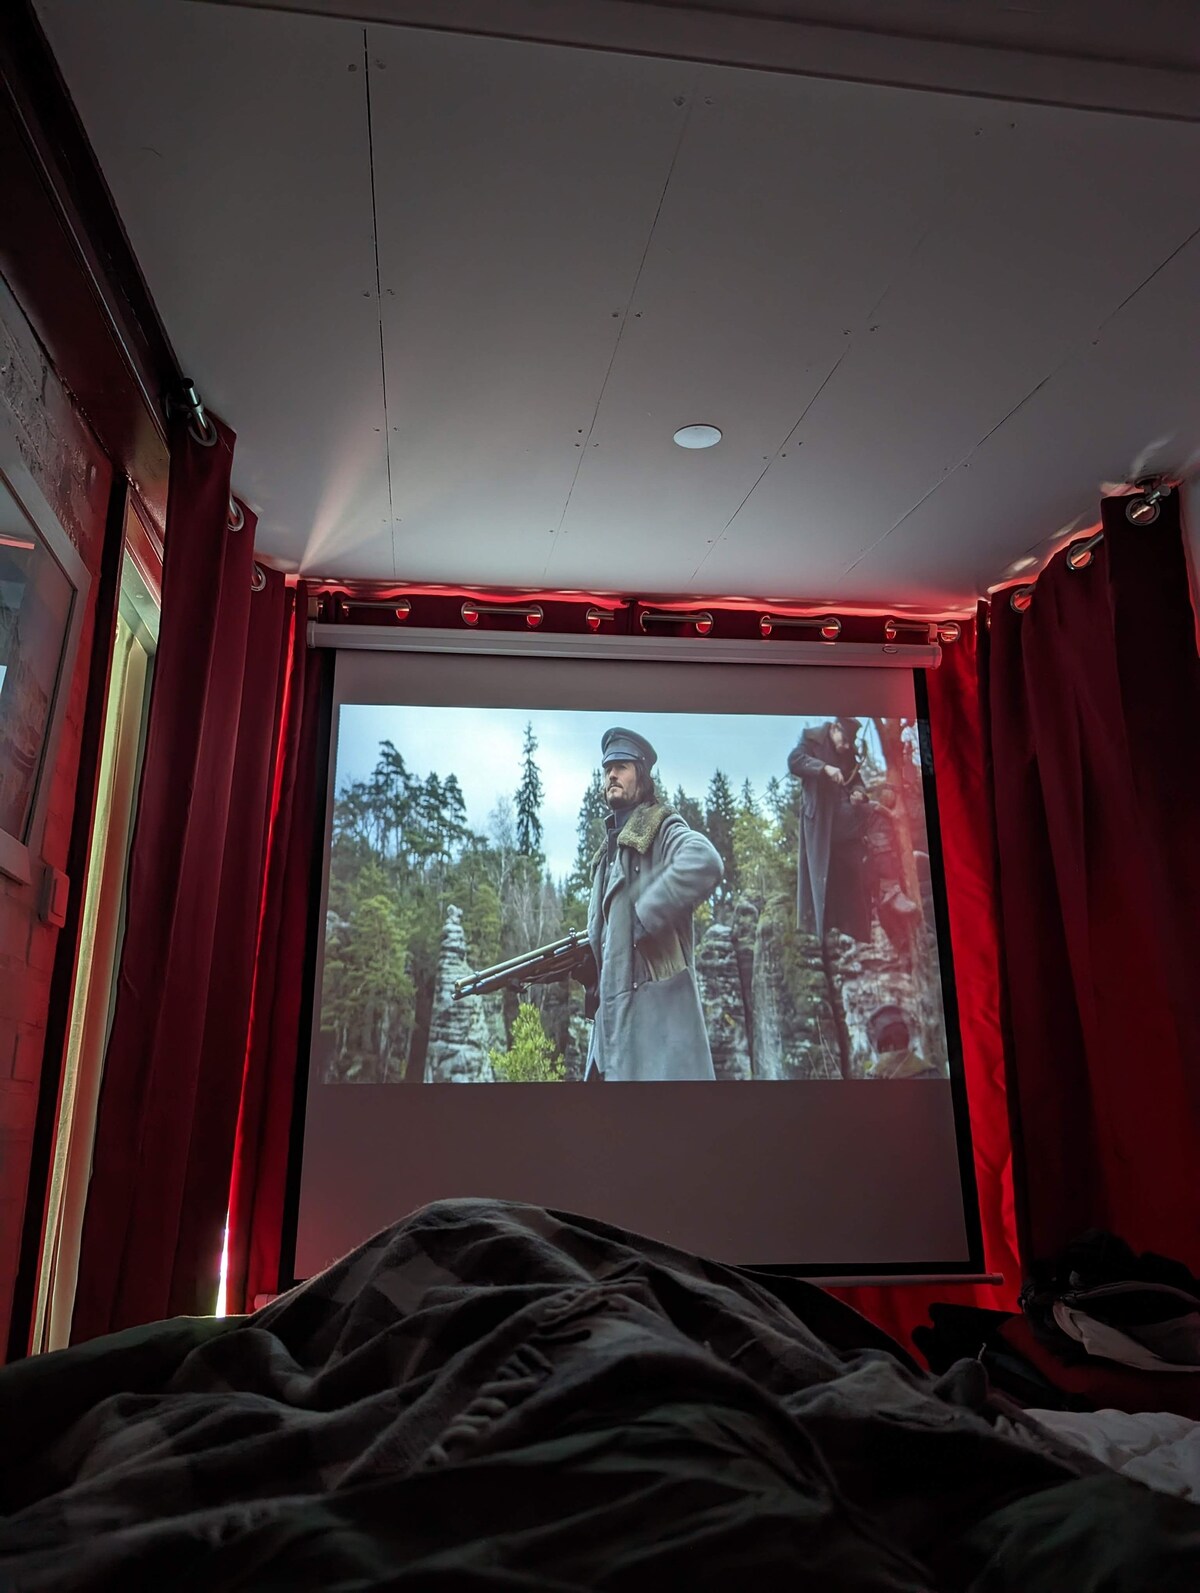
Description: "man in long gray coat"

(583, 728), (723, 1082)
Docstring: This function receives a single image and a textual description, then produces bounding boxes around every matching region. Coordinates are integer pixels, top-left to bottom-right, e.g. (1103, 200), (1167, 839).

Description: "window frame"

(0, 406), (93, 886)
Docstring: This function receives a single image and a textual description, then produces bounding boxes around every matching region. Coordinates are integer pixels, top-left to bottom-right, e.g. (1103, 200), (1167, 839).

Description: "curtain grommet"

(1066, 530), (1104, 571)
(640, 609), (713, 635)
(1126, 478), (1171, 526)
(188, 413), (219, 448)
(169, 378), (219, 447)
(251, 563), (267, 593)
(228, 497), (245, 533)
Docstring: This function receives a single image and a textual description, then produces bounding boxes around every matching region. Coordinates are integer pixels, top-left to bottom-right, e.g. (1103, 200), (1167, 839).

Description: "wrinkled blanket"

(1023, 1408), (1200, 1504)
(2, 1199), (1199, 1590)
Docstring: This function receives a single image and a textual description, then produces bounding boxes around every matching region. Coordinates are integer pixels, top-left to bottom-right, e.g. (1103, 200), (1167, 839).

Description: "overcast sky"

(335, 705), (900, 882)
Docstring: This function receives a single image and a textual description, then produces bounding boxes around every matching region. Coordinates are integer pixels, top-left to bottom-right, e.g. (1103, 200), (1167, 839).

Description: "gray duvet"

(2, 1199), (1198, 1589)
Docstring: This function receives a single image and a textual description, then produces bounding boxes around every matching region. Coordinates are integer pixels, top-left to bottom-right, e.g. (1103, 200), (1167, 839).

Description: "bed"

(2, 1198), (1198, 1590)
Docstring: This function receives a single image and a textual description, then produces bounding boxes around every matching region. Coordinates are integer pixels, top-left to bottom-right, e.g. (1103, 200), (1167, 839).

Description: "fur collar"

(592, 802), (674, 870)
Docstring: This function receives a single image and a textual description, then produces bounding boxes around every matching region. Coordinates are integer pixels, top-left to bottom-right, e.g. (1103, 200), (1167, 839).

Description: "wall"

(0, 277), (113, 1353)
(1, 0), (175, 1356)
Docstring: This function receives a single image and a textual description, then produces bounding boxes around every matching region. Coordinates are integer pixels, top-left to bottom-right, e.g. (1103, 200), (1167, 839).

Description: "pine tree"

(321, 890), (414, 1081)
(768, 771), (798, 843)
(569, 767), (608, 894)
(705, 770), (739, 904)
(733, 778), (777, 906)
(458, 869), (503, 971)
(373, 740), (413, 861)
(515, 722), (544, 858)
(442, 773), (468, 856)
(673, 785), (705, 833)
(332, 779), (373, 854)
(412, 771), (442, 864)
(490, 1001), (566, 1081)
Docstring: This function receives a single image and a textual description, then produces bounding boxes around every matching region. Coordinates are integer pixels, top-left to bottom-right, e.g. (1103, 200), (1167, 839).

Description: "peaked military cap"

(601, 727), (657, 769)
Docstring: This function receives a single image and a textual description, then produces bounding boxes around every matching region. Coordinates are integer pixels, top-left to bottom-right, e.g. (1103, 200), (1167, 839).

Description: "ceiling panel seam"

(541, 84), (697, 580)
(687, 343), (851, 584)
(361, 28), (398, 574)
(1096, 217), (1200, 332)
(687, 127), (999, 589)
(836, 367), (1066, 584)
(838, 219), (1200, 584)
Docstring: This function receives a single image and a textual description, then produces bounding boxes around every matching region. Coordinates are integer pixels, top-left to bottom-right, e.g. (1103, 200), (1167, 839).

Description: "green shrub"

(490, 1002), (566, 1082)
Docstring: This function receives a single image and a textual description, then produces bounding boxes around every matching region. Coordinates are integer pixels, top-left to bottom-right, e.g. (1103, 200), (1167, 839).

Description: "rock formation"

(424, 905), (495, 1082)
(749, 907), (841, 1079)
(568, 1015), (592, 1082)
(825, 924), (948, 1077)
(732, 899), (759, 1055)
(695, 923), (752, 1080)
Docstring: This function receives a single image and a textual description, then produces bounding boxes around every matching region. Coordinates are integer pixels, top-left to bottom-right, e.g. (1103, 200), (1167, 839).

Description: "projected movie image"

(318, 704), (951, 1086)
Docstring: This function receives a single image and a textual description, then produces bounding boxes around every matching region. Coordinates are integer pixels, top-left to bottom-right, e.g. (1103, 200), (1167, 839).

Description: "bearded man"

(582, 727), (722, 1082)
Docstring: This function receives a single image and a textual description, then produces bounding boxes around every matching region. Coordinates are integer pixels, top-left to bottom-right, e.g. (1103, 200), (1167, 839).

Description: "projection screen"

(288, 643), (982, 1283)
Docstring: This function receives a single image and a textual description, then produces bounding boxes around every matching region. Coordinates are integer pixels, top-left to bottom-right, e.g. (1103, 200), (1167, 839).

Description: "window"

(0, 427), (90, 885)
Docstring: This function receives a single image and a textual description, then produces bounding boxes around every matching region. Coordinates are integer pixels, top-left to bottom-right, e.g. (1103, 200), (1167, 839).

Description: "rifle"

(453, 929), (592, 1000)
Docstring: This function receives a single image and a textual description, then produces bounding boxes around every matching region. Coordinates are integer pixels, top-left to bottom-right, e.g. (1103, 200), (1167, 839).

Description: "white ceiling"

(35, 0), (1200, 608)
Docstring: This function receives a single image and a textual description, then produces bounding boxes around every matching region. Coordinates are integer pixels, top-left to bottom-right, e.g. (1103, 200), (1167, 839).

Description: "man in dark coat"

(583, 728), (723, 1082)
(788, 717), (871, 942)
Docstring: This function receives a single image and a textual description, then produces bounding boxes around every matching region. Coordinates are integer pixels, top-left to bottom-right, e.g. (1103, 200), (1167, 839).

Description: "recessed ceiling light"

(673, 424), (722, 450)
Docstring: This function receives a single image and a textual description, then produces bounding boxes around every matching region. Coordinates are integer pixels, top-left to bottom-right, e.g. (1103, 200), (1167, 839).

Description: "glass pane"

(0, 482), (76, 841)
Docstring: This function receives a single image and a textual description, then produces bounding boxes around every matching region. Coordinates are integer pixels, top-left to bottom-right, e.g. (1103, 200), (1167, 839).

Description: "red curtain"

(225, 626), (330, 1315)
(832, 621), (1021, 1348)
(984, 492), (1200, 1271)
(71, 417), (295, 1340)
(76, 479), (1199, 1338)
